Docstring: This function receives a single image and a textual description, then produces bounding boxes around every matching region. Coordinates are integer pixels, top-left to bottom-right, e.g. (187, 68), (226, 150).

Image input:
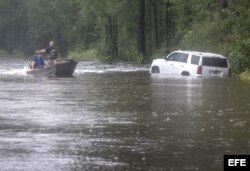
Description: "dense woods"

(0, 0), (250, 73)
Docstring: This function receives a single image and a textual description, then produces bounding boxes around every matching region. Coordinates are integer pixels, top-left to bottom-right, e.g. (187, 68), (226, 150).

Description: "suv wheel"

(151, 66), (160, 73)
(181, 71), (190, 76)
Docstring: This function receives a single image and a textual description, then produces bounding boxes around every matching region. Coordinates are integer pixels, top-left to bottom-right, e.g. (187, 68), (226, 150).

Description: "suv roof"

(175, 50), (225, 58)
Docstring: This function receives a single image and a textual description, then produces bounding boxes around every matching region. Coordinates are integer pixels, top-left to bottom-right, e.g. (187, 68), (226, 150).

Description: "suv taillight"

(197, 65), (202, 75)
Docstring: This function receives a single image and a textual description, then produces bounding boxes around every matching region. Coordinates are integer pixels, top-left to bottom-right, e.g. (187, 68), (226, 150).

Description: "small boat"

(54, 59), (78, 76)
(26, 64), (56, 76)
(26, 59), (78, 77)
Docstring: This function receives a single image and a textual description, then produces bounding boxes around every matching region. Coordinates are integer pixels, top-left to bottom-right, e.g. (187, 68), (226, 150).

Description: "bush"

(0, 49), (9, 57)
(239, 69), (250, 80)
(12, 49), (24, 57)
(228, 44), (250, 74)
(67, 49), (101, 61)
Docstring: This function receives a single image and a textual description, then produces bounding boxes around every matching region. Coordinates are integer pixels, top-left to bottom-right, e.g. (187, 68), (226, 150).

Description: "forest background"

(0, 0), (250, 75)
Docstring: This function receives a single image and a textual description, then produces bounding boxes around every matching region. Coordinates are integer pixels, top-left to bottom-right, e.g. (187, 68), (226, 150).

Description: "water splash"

(75, 62), (149, 74)
(1, 66), (29, 76)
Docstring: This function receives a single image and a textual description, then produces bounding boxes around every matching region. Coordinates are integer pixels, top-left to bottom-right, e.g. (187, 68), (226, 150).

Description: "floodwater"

(0, 57), (249, 171)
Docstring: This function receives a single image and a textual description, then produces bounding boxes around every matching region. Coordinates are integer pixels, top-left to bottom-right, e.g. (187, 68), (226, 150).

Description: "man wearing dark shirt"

(35, 41), (58, 65)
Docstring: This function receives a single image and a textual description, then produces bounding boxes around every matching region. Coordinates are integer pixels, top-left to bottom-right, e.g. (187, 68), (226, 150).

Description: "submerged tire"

(151, 66), (160, 73)
(181, 71), (190, 76)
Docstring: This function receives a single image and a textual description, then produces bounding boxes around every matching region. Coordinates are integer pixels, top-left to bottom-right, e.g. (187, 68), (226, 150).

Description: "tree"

(138, 0), (146, 61)
(149, 0), (158, 49)
(0, 0), (250, 75)
(0, 0), (28, 53)
(165, 0), (171, 49)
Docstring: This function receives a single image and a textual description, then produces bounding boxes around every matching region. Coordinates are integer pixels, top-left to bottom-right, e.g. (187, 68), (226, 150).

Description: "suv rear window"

(202, 57), (228, 68)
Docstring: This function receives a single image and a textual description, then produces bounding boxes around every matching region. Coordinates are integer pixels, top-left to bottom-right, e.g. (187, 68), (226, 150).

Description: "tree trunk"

(165, 0), (170, 48)
(153, 0), (158, 49)
(219, 0), (228, 18)
(113, 17), (118, 63)
(220, 0), (228, 9)
(108, 16), (118, 63)
(138, 0), (146, 61)
(149, 0), (158, 49)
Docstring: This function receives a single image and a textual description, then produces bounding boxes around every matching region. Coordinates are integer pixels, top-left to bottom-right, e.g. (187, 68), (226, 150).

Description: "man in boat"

(35, 41), (58, 65)
(32, 53), (46, 70)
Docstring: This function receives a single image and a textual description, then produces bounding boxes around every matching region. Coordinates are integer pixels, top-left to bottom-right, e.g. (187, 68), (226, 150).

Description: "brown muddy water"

(0, 57), (249, 170)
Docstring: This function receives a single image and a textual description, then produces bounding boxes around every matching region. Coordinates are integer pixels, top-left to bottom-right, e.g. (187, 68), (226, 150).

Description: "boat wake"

(0, 66), (29, 76)
(0, 61), (149, 77)
(75, 62), (149, 74)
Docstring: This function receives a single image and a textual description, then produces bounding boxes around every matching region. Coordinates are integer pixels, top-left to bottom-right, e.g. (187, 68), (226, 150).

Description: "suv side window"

(191, 55), (200, 65)
(166, 52), (180, 61)
(177, 53), (188, 63)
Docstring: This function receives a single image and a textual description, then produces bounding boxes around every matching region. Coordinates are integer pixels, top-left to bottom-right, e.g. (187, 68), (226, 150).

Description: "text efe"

(228, 159), (246, 166)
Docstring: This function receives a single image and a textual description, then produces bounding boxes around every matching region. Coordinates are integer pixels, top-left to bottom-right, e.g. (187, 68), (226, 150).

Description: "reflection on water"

(0, 57), (250, 170)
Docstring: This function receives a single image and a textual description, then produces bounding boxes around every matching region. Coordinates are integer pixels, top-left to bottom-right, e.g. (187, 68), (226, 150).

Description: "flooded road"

(0, 57), (249, 170)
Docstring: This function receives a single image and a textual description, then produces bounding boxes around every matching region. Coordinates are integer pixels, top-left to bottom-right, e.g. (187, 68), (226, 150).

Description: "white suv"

(150, 50), (231, 76)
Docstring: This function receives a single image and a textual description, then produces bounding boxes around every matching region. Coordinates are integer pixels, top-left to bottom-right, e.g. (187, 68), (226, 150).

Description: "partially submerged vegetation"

(239, 69), (250, 80)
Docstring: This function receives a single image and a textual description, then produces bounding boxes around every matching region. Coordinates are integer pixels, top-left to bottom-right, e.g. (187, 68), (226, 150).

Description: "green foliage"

(68, 49), (100, 61)
(228, 42), (250, 74)
(239, 69), (250, 80)
(0, 0), (250, 75)
(0, 49), (8, 57)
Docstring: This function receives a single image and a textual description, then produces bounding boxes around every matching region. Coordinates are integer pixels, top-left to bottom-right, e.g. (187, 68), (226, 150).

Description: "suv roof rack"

(176, 50), (224, 58)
